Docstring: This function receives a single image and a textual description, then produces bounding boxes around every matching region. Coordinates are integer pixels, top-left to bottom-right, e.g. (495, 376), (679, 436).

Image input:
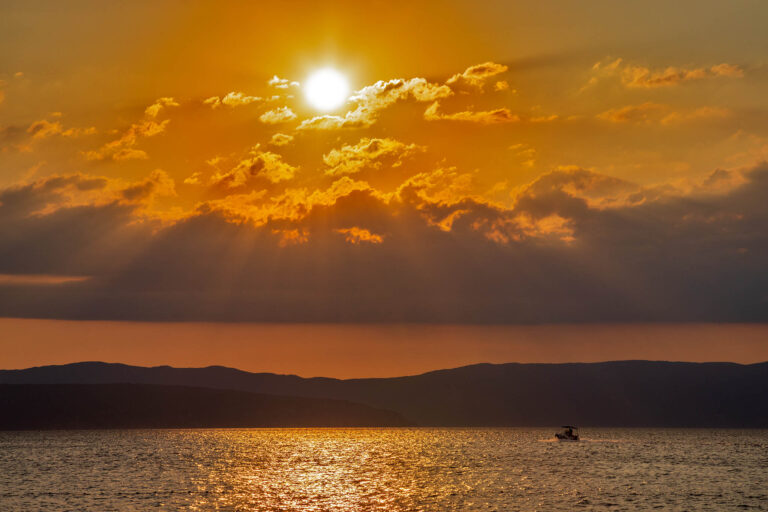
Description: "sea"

(1, 428), (766, 511)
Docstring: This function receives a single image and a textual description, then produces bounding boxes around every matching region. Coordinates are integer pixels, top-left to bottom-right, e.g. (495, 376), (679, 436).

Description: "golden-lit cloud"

(209, 145), (298, 187)
(323, 137), (424, 176)
(295, 114), (355, 131)
(183, 171), (203, 185)
(597, 102), (667, 123)
(119, 169), (176, 204)
(424, 101), (520, 124)
(0, 170), (176, 221)
(268, 75), (299, 89)
(396, 166), (475, 204)
(272, 227), (309, 247)
(269, 133), (294, 146)
(259, 106), (297, 124)
(334, 226), (384, 244)
(598, 102), (732, 124)
(587, 58), (744, 89)
(512, 166), (644, 209)
(84, 119), (168, 161)
(27, 119), (96, 139)
(144, 97), (179, 118)
(83, 98), (176, 161)
(446, 61), (509, 92)
(298, 77), (452, 130)
(4, 152), (768, 322)
(203, 91), (261, 108)
(622, 62), (744, 88)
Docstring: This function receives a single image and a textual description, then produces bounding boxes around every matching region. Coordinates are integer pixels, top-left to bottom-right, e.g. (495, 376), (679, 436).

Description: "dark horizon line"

(6, 358), (768, 381)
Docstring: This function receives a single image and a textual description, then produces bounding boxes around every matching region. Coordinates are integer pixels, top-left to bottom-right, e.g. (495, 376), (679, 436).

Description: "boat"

(555, 425), (580, 441)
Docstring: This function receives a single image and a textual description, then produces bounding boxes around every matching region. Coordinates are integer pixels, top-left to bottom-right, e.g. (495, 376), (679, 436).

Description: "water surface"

(2, 428), (767, 511)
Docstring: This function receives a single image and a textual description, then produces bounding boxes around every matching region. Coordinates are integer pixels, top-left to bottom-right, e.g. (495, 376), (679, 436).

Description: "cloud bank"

(1, 161), (766, 323)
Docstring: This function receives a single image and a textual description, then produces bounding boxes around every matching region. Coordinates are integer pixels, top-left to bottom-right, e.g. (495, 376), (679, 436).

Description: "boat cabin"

(555, 425), (579, 441)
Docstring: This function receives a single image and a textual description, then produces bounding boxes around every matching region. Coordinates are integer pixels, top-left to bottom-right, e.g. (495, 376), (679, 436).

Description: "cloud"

(424, 101), (520, 124)
(296, 114), (358, 131)
(1, 116), (96, 152)
(27, 119), (96, 140)
(494, 80), (510, 91)
(144, 97), (179, 118)
(119, 169), (176, 203)
(587, 58), (744, 89)
(597, 102), (667, 123)
(0, 172), (167, 279)
(323, 137), (424, 176)
(183, 172), (204, 186)
(298, 77), (452, 130)
(203, 92), (261, 109)
(268, 75), (299, 89)
(259, 106), (297, 124)
(598, 103), (732, 124)
(209, 145), (299, 188)
(0, 274), (90, 285)
(512, 166), (645, 209)
(269, 133), (294, 146)
(446, 61), (509, 92)
(2, 163), (768, 322)
(334, 227), (384, 244)
(297, 63), (522, 130)
(396, 166), (475, 205)
(84, 119), (168, 161)
(622, 63), (744, 88)
(84, 98), (176, 161)
(660, 106), (731, 125)
(530, 115), (558, 123)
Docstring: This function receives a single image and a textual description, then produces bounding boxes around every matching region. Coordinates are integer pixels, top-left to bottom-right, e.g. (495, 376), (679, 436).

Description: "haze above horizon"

(3, 319), (767, 378)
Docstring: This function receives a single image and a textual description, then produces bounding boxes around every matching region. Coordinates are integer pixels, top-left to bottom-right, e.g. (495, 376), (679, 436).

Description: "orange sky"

(1, 1), (768, 371)
(3, 319), (768, 378)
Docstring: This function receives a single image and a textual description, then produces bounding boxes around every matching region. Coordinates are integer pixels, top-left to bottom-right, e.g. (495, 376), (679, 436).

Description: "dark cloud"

(0, 175), (158, 277)
(0, 164), (767, 323)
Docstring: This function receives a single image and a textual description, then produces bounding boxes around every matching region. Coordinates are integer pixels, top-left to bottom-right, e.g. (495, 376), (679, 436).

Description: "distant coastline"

(0, 383), (410, 430)
(1, 360), (767, 429)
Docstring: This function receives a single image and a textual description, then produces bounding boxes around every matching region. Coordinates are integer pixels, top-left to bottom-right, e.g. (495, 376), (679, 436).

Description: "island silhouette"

(1, 360), (767, 429)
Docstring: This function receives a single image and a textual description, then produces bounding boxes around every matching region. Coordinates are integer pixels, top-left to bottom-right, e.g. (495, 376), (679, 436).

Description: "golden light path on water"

(2, 428), (768, 511)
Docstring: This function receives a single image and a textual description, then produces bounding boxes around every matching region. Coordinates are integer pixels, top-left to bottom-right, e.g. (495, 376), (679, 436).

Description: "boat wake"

(538, 438), (622, 443)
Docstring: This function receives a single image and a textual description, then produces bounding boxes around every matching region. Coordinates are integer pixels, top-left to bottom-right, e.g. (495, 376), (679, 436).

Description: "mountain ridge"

(2, 360), (767, 427)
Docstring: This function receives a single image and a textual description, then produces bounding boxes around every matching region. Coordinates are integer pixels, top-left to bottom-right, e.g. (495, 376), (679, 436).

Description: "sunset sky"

(2, 1), (767, 376)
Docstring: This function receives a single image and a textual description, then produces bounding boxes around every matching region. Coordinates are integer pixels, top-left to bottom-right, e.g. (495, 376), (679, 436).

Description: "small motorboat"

(555, 425), (580, 441)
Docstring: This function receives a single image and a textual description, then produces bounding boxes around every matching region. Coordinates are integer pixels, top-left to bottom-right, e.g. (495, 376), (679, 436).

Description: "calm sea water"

(1, 428), (766, 511)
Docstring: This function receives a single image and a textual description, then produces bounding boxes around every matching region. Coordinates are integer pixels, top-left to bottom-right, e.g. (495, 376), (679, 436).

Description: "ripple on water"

(1, 428), (767, 511)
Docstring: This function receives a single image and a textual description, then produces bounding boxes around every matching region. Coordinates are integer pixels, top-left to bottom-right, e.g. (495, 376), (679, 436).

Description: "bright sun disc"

(304, 68), (349, 111)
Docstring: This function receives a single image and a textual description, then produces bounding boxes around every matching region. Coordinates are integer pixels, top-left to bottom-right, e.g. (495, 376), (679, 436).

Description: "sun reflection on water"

(2, 428), (767, 511)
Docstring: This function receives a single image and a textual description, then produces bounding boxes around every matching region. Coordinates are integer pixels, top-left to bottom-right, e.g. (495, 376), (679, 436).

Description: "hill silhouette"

(2, 361), (767, 427)
(0, 383), (410, 430)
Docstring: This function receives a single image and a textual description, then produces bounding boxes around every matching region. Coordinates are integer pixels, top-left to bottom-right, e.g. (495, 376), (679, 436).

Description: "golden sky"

(1, 1), (768, 371)
(3, 319), (768, 378)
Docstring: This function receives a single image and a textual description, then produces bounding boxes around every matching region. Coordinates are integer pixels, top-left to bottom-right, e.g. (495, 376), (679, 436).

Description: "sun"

(304, 68), (350, 111)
